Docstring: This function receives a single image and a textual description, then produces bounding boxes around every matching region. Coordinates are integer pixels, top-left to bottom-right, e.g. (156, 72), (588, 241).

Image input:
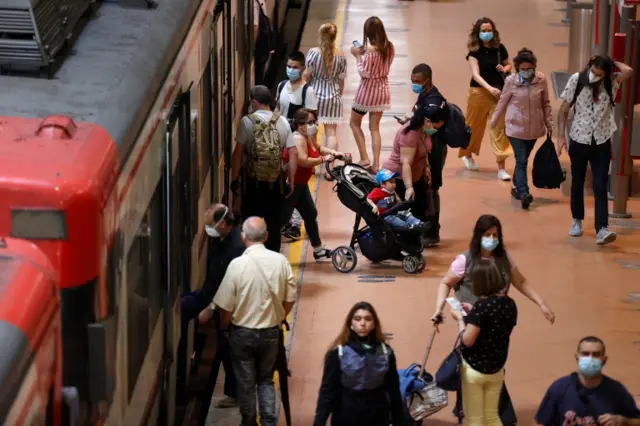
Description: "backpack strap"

(302, 83), (309, 106)
(269, 110), (281, 124)
(337, 345), (343, 358)
(570, 72), (586, 110)
(276, 80), (287, 101)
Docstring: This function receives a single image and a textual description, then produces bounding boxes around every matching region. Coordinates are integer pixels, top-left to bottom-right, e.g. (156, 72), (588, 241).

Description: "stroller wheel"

(416, 254), (426, 272)
(331, 246), (358, 273)
(402, 255), (421, 274)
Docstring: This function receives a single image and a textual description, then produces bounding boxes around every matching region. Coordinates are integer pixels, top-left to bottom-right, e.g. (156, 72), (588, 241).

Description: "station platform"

(205, 0), (640, 424)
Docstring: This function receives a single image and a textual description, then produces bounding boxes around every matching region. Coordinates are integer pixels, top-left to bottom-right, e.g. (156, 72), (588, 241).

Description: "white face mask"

(205, 206), (228, 238)
(588, 71), (602, 83)
(307, 124), (317, 136)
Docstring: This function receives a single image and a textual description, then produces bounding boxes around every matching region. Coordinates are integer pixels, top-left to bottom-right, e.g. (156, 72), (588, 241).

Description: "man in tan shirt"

(212, 216), (296, 426)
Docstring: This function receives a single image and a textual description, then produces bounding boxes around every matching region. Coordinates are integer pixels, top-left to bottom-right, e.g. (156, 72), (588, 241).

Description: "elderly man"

(208, 216), (296, 426)
(179, 203), (243, 410)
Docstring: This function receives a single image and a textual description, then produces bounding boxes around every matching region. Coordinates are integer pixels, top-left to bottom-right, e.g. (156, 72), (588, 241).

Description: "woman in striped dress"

(305, 23), (347, 180)
(350, 17), (395, 173)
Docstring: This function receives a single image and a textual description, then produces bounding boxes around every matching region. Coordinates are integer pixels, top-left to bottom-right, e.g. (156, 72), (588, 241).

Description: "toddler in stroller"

(367, 169), (429, 233)
(325, 160), (427, 274)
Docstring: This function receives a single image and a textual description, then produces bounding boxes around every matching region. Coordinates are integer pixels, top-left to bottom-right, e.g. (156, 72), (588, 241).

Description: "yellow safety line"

(263, 1), (348, 422)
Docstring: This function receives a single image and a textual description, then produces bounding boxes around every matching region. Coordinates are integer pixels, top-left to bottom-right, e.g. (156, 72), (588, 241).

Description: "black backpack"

(532, 134), (567, 189)
(254, 0), (275, 54)
(442, 102), (471, 149)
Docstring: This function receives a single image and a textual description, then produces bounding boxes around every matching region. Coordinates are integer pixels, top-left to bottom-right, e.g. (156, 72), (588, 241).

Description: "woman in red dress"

(349, 16), (395, 173)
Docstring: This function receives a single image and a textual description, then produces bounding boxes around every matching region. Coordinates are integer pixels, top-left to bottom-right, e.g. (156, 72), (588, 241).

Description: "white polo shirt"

(213, 244), (296, 329)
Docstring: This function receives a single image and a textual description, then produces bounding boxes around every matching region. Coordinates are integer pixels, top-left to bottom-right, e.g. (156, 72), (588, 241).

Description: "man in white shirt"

(212, 216), (296, 426)
(557, 55), (633, 245)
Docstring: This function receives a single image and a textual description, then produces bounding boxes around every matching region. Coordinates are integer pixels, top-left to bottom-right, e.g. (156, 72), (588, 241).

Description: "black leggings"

(281, 184), (322, 247)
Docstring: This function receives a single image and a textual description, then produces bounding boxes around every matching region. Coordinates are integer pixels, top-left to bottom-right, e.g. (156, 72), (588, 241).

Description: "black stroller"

(325, 160), (427, 274)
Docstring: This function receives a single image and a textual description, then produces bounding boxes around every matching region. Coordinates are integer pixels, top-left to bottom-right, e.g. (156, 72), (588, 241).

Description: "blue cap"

(375, 169), (399, 185)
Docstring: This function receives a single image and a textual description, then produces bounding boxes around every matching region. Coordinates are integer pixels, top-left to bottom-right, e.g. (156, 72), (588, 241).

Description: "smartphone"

(393, 115), (404, 123)
(446, 297), (467, 316)
(352, 40), (363, 50)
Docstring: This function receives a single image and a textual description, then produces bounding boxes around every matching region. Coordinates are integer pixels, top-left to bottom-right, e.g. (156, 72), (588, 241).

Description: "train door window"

(236, 0), (245, 78)
(125, 183), (163, 400)
(198, 62), (213, 193)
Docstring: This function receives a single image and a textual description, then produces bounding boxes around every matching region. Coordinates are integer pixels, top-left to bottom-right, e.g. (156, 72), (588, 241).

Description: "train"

(0, 0), (310, 423)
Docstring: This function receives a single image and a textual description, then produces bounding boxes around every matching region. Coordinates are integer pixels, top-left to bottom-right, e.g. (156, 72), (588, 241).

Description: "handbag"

(245, 253), (287, 322)
(434, 331), (464, 392)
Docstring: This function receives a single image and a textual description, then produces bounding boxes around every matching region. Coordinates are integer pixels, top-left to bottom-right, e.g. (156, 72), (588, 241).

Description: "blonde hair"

(319, 23), (337, 73)
(363, 16), (392, 63)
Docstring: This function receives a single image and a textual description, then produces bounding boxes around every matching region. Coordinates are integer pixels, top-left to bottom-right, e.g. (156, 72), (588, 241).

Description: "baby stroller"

(325, 160), (427, 274)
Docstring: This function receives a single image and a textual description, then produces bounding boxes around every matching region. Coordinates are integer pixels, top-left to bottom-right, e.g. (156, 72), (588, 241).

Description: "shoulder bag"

(434, 331), (464, 391)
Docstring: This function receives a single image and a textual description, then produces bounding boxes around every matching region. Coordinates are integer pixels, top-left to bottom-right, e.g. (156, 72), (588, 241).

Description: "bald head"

(241, 216), (268, 244)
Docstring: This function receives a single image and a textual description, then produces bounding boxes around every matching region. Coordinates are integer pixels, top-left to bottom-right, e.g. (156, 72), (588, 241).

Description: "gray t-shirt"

(235, 110), (292, 155)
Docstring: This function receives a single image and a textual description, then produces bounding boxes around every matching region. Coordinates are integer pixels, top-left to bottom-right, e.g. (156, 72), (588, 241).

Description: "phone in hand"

(446, 297), (467, 316)
(393, 115), (404, 123)
(352, 40), (364, 50)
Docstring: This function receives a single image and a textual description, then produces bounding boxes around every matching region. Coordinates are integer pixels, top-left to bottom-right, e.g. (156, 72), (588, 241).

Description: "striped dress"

(305, 48), (347, 125)
(352, 45), (395, 112)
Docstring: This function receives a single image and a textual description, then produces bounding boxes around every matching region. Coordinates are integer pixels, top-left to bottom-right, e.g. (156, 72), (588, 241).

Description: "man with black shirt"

(179, 203), (244, 410)
(402, 63), (447, 247)
(536, 336), (640, 426)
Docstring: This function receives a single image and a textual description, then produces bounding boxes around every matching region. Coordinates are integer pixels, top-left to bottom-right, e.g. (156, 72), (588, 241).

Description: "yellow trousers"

(460, 359), (505, 426)
(459, 87), (513, 161)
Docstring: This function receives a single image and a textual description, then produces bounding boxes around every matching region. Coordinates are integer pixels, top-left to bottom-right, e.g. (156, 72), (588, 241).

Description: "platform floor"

(206, 0), (640, 424)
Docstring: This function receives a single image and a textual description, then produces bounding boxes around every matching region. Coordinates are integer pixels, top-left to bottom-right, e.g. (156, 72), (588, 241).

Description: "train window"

(199, 63), (212, 191)
(236, 0), (245, 79)
(10, 209), (67, 240)
(124, 183), (163, 401)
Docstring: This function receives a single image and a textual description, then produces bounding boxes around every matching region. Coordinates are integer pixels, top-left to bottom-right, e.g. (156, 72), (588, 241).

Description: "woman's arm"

(399, 146), (416, 187)
(295, 134), (323, 168)
(511, 267), (555, 323)
(356, 50), (371, 79)
(613, 60), (633, 83)
(457, 318), (481, 347)
(384, 350), (407, 426)
(541, 76), (554, 132)
(467, 56), (494, 91)
(490, 76), (514, 128)
(433, 269), (462, 318)
(314, 349), (341, 426)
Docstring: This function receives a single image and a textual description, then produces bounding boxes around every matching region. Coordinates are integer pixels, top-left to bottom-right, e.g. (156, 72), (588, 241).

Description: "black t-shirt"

(466, 44), (509, 90)
(415, 85), (446, 113)
(460, 295), (517, 374)
(535, 374), (640, 425)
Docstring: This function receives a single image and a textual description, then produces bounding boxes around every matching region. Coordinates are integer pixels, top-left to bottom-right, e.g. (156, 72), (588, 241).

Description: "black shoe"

(312, 245), (332, 260)
(282, 224), (301, 241)
(510, 187), (521, 200)
(422, 234), (440, 247)
(521, 193), (534, 210)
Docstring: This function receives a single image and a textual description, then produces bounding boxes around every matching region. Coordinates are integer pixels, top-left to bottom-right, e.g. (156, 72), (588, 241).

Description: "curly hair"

(467, 17), (501, 52)
(319, 23), (337, 73)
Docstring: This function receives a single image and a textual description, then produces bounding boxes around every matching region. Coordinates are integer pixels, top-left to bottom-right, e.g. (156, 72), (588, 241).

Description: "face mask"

(578, 356), (603, 377)
(286, 67), (301, 81)
(481, 236), (499, 252)
(307, 124), (317, 136)
(519, 69), (534, 80)
(411, 83), (423, 94)
(205, 225), (220, 238)
(423, 127), (437, 135)
(588, 71), (602, 83)
(479, 32), (494, 42)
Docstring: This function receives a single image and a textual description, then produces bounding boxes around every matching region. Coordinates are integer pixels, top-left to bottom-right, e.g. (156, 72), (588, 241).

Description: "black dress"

(313, 333), (406, 426)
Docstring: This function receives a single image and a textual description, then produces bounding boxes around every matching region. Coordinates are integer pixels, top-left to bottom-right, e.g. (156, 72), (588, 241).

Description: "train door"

(160, 91), (192, 426)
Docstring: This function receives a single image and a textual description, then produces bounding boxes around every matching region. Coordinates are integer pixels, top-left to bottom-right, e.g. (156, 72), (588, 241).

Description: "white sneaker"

(497, 169), (511, 181)
(462, 157), (479, 171)
(569, 219), (583, 237)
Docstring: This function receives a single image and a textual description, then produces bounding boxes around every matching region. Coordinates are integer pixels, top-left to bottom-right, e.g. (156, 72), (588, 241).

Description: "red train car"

(0, 237), (62, 426)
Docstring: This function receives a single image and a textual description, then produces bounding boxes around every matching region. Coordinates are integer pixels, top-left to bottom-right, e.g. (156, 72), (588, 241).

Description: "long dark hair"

(469, 214), (506, 259)
(363, 16), (393, 63)
(584, 55), (615, 106)
(402, 107), (426, 134)
(329, 301), (386, 350)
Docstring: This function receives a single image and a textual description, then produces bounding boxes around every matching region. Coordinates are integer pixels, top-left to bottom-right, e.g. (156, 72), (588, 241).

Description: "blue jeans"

(229, 325), (279, 426)
(383, 213), (422, 229)
(509, 137), (537, 197)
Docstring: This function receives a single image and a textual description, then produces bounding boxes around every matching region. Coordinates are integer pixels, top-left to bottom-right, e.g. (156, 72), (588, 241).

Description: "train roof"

(0, 0), (201, 159)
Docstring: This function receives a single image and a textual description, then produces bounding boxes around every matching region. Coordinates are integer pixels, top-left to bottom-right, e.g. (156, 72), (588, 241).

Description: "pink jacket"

(490, 71), (553, 140)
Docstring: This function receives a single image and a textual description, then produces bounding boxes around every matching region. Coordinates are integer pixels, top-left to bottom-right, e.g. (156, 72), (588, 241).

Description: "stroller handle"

(324, 153), (352, 176)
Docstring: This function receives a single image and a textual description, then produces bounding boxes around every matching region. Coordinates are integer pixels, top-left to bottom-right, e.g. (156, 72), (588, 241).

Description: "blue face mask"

(479, 32), (494, 42)
(519, 69), (534, 80)
(578, 356), (603, 377)
(286, 67), (301, 81)
(481, 236), (499, 252)
(411, 83), (423, 94)
(423, 127), (437, 135)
